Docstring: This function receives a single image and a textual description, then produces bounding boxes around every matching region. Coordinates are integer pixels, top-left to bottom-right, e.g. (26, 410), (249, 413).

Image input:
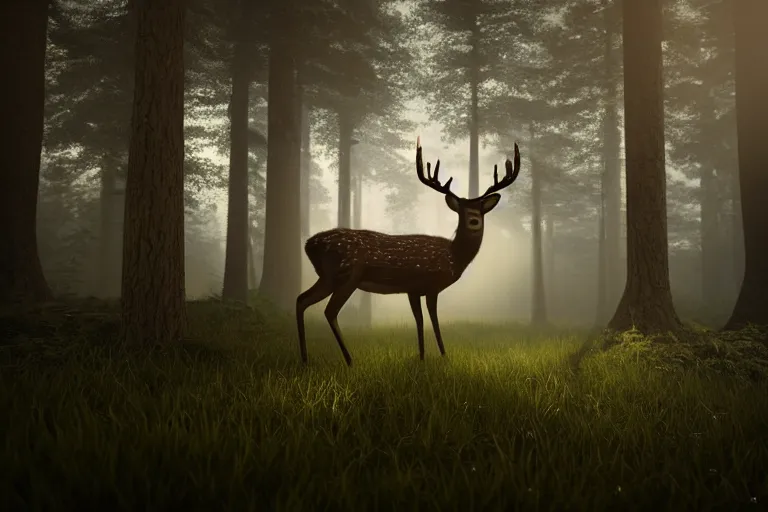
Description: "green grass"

(1, 300), (767, 511)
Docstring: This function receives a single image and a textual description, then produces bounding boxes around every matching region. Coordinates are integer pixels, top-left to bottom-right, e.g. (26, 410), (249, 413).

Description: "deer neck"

(450, 225), (483, 272)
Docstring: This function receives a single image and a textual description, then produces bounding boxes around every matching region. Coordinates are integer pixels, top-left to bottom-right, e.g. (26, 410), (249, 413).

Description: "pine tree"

(120, 0), (187, 345)
(608, 0), (682, 333)
(724, 0), (768, 330)
(0, 0), (53, 307)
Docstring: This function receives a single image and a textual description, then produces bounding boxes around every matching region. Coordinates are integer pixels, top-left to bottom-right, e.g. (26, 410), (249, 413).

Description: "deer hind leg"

(296, 279), (333, 365)
(323, 268), (363, 367)
(425, 293), (446, 356)
(407, 293), (425, 361)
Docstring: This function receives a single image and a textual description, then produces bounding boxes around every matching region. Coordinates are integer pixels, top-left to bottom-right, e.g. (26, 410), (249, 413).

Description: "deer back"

(305, 228), (456, 275)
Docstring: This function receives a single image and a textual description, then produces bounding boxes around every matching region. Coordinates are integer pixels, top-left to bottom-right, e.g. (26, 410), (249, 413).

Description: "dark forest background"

(1, 0), (766, 343)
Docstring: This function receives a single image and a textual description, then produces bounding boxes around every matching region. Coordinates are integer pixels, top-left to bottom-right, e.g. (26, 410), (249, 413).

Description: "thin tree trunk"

(353, 163), (372, 326)
(596, 162), (608, 326)
(724, 0), (768, 330)
(258, 23), (301, 311)
(247, 230), (256, 291)
(293, 75), (304, 292)
(222, 3), (252, 302)
(98, 157), (114, 297)
(530, 124), (547, 326)
(699, 165), (720, 313)
(0, 0), (52, 308)
(545, 212), (555, 316)
(120, 0), (186, 345)
(608, 0), (681, 333)
(337, 112), (353, 228)
(98, 156), (124, 298)
(730, 167), (744, 295)
(299, 88), (311, 242)
(602, 0), (623, 313)
(353, 161), (362, 231)
(468, 18), (480, 198)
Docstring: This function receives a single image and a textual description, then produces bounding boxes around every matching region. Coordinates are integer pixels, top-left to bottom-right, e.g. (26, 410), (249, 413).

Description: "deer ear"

(480, 193), (501, 213)
(445, 195), (460, 212)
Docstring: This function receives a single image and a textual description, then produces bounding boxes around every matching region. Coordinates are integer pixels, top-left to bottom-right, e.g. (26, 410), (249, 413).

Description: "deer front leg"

(425, 293), (446, 356)
(296, 278), (333, 365)
(407, 292), (425, 360)
(323, 270), (362, 367)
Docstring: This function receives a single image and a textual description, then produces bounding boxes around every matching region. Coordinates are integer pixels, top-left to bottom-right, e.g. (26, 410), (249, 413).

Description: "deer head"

(416, 136), (521, 239)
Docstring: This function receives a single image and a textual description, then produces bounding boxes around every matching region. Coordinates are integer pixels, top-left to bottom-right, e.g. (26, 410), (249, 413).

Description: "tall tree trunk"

(222, 4), (252, 302)
(120, 0), (186, 345)
(353, 163), (372, 326)
(544, 212), (555, 316)
(258, 24), (301, 311)
(293, 77), (304, 288)
(98, 156), (124, 298)
(0, 0), (52, 308)
(602, 0), (623, 314)
(608, 0), (681, 333)
(596, 163), (608, 325)
(299, 88), (311, 242)
(730, 167), (744, 296)
(337, 112), (353, 228)
(247, 230), (256, 291)
(468, 18), (480, 198)
(353, 161), (362, 232)
(530, 124), (547, 326)
(699, 165), (720, 313)
(724, 0), (768, 330)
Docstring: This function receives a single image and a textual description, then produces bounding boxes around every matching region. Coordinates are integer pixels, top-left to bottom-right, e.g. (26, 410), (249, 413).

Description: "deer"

(296, 138), (521, 366)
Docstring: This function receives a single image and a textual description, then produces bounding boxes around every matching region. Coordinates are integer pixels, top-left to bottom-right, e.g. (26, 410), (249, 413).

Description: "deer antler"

(477, 142), (522, 199)
(416, 137), (459, 199)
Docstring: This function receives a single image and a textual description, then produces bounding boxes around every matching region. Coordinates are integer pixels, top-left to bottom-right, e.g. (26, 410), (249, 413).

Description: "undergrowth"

(0, 300), (766, 511)
(599, 325), (768, 382)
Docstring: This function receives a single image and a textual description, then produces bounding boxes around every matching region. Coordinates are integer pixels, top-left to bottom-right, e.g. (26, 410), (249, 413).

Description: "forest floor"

(1, 299), (767, 511)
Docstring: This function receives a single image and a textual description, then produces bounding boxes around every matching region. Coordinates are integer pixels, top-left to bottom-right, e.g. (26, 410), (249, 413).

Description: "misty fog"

(21, 0), (757, 334)
(38, 100), (728, 327)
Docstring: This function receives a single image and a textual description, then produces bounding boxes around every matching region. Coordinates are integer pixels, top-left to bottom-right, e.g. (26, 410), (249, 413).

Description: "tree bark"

(120, 0), (186, 345)
(530, 124), (547, 326)
(258, 23), (301, 311)
(608, 0), (682, 333)
(222, 3), (252, 303)
(468, 18), (480, 198)
(724, 0), (768, 330)
(0, 0), (52, 308)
